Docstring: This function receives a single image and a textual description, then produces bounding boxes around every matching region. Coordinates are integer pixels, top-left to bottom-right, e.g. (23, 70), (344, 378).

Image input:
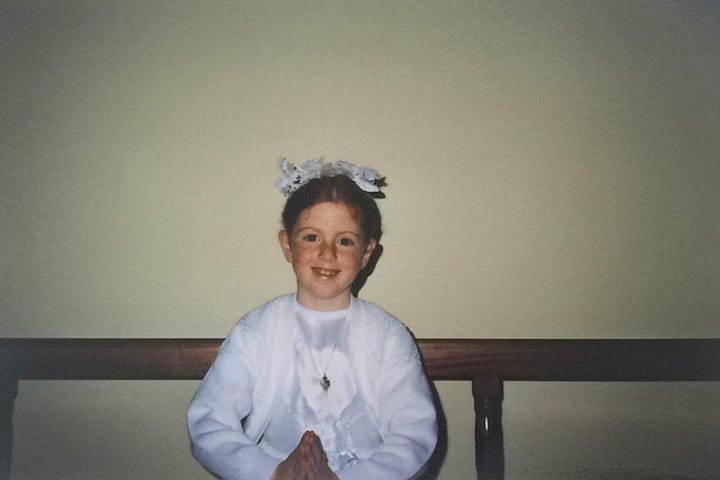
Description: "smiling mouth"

(312, 267), (340, 278)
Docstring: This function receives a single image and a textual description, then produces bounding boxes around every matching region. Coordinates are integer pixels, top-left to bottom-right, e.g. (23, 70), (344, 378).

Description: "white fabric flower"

(276, 158), (383, 198)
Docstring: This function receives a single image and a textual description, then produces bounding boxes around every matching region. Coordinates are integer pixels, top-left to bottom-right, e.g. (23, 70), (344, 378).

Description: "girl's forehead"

(296, 202), (362, 229)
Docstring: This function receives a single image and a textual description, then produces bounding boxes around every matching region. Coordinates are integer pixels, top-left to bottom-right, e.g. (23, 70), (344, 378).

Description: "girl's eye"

(304, 234), (318, 242)
(339, 238), (354, 246)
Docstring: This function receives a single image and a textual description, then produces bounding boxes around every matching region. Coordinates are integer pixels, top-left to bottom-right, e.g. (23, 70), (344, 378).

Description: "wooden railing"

(2, 338), (720, 480)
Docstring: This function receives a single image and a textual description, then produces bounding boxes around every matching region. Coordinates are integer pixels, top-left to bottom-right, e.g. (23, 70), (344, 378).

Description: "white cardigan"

(187, 294), (437, 480)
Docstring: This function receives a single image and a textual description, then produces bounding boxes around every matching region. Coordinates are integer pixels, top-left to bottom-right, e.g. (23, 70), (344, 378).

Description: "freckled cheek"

(339, 251), (366, 266)
(292, 244), (318, 257)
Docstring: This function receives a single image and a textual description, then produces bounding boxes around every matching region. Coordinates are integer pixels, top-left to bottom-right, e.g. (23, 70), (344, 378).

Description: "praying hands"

(270, 431), (340, 480)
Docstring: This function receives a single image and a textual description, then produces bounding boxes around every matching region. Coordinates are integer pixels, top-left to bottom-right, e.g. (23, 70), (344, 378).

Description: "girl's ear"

(278, 230), (292, 263)
(361, 238), (378, 269)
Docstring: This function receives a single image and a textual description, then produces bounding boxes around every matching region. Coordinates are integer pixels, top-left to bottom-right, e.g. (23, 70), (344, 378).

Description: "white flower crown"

(276, 158), (385, 198)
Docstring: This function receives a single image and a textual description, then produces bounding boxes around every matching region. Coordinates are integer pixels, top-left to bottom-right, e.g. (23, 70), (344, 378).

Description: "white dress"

(187, 294), (437, 480)
(260, 303), (384, 471)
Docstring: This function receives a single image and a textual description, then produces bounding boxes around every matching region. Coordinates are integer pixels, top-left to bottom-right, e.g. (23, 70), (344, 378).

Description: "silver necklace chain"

(319, 344), (337, 391)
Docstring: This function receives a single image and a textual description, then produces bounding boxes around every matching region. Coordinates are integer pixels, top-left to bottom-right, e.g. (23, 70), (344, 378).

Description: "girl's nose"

(319, 241), (337, 260)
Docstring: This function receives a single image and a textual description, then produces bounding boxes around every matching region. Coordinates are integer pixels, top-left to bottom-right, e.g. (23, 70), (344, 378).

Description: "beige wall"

(2, 1), (719, 478)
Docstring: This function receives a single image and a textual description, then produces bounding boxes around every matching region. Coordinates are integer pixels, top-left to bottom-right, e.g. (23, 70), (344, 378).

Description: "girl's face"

(279, 201), (377, 312)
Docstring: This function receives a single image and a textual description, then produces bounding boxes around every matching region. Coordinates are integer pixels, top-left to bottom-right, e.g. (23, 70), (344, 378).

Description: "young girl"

(187, 159), (437, 480)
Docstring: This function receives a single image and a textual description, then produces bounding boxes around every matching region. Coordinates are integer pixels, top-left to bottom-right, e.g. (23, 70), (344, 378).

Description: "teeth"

(315, 268), (337, 277)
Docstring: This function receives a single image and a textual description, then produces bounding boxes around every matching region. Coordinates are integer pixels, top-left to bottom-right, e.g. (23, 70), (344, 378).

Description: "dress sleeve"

(338, 322), (438, 480)
(187, 320), (280, 480)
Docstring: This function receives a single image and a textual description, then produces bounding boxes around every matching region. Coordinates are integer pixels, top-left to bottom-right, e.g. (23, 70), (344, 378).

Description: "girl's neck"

(295, 292), (352, 313)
